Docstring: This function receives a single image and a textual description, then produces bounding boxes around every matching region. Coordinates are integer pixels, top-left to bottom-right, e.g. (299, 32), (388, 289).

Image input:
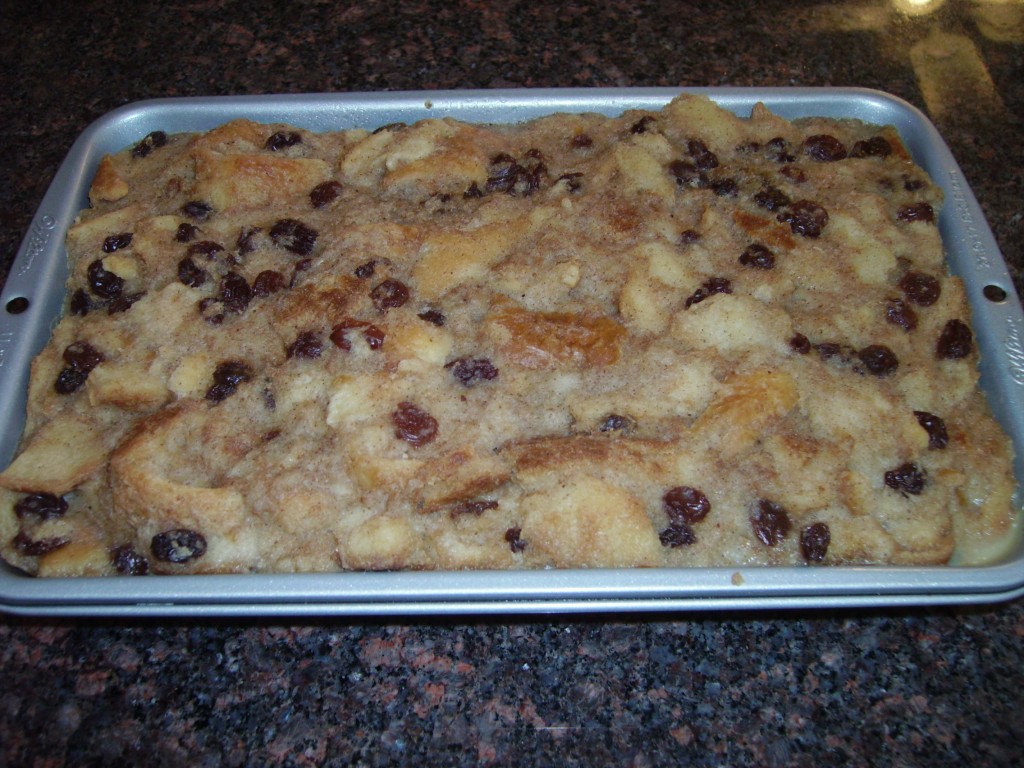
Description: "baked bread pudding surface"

(1, 94), (1017, 576)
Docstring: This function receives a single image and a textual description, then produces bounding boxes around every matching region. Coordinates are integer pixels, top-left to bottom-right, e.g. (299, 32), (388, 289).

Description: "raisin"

(897, 203), (935, 223)
(270, 218), (318, 256)
(354, 260), (376, 279)
(751, 499), (791, 546)
(669, 159), (699, 187)
(800, 523), (831, 562)
(857, 345), (899, 376)
(659, 521), (697, 548)
(392, 401), (438, 447)
(446, 357), (499, 386)
(804, 134), (847, 162)
(903, 176), (925, 192)
(679, 229), (701, 245)
(175, 223), (199, 243)
(14, 493), (68, 520)
(663, 486), (711, 524)
(131, 130), (167, 158)
(70, 289), (91, 316)
(205, 360), (253, 403)
(112, 544), (149, 575)
(850, 136), (892, 158)
(330, 319), (384, 351)
(102, 232), (133, 252)
(87, 259), (124, 299)
(177, 257), (207, 288)
(631, 116), (656, 134)
(310, 180), (342, 208)
(252, 270), (286, 297)
(505, 527), (526, 553)
(187, 241), (224, 259)
(886, 298), (918, 331)
(290, 258), (312, 287)
(199, 297), (225, 325)
(107, 292), (145, 314)
(558, 172), (584, 193)
(885, 462), (926, 496)
(687, 139), (719, 170)
(464, 182), (485, 199)
(418, 309), (446, 326)
(599, 414), (633, 433)
(151, 529), (207, 563)
(754, 186), (791, 211)
(778, 200), (828, 238)
(363, 324), (385, 350)
(287, 331), (323, 359)
(899, 272), (941, 306)
(571, 133), (593, 148)
(914, 411), (949, 450)
(13, 531), (71, 557)
(371, 279), (410, 311)
(181, 201), (213, 220)
(739, 243), (776, 269)
(218, 272), (251, 314)
(710, 177), (739, 197)
(450, 499), (499, 517)
(64, 341), (105, 373)
(766, 137), (796, 163)
(684, 277), (732, 309)
(486, 153), (545, 196)
(54, 367), (87, 394)
(790, 333), (811, 354)
(937, 319), (973, 360)
(265, 131), (302, 151)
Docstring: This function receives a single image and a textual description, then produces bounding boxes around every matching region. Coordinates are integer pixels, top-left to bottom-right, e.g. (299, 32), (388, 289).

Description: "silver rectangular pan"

(1, 87), (1022, 617)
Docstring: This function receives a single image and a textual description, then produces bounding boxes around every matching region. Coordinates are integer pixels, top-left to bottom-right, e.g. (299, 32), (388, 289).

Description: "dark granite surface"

(1, 1), (1022, 765)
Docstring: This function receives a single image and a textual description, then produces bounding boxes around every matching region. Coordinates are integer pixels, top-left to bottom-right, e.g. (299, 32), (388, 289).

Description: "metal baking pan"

(1, 87), (1022, 617)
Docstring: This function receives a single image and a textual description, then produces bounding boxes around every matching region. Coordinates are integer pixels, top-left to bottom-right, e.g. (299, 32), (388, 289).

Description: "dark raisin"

(14, 493), (68, 520)
(235, 227), (260, 255)
(131, 130), (167, 159)
(87, 259), (124, 299)
(151, 528), (207, 563)
(751, 499), (791, 547)
(270, 218), (318, 256)
(464, 182), (485, 199)
(754, 186), (791, 211)
(886, 298), (918, 331)
(354, 260), (376, 279)
(571, 133), (593, 148)
(181, 201), (213, 220)
(310, 180), (342, 208)
(187, 241), (224, 259)
(897, 203), (935, 223)
(913, 411), (949, 450)
(287, 331), (323, 359)
(54, 367), (87, 394)
(804, 134), (847, 162)
(800, 523), (831, 562)
(418, 309), (446, 326)
(687, 139), (719, 171)
(13, 531), (71, 557)
(102, 232), (133, 252)
(885, 462), (926, 496)
(177, 257), (208, 288)
(371, 279), (410, 311)
(599, 414), (633, 433)
(265, 131), (302, 151)
(175, 223), (199, 243)
(857, 345), (899, 376)
(937, 319), (973, 360)
(663, 486), (711, 524)
(392, 401), (438, 447)
(684, 277), (732, 309)
(631, 116), (656, 134)
(450, 499), (499, 517)
(252, 270), (286, 297)
(849, 136), (892, 158)
(363, 324), (385, 350)
(217, 272), (250, 314)
(739, 243), (776, 269)
(659, 521), (697, 548)
(108, 292), (145, 314)
(445, 357), (499, 386)
(558, 172), (584, 193)
(205, 360), (253, 403)
(112, 544), (149, 575)
(668, 159), (699, 187)
(898, 272), (941, 306)
(710, 177), (738, 197)
(778, 200), (829, 238)
(505, 527), (526, 553)
(64, 341), (104, 373)
(679, 229), (701, 245)
(765, 137), (795, 163)
(70, 289), (91, 316)
(790, 333), (812, 354)
(903, 176), (925, 192)
(199, 297), (225, 325)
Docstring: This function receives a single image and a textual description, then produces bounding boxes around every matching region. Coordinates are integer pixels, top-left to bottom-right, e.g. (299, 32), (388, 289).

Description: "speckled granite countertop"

(1, 1), (1022, 765)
